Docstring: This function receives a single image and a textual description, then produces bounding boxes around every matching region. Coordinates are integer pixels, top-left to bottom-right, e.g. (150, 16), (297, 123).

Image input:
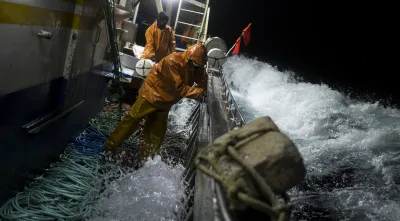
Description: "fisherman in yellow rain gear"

(105, 43), (207, 161)
(181, 20), (201, 49)
(141, 11), (176, 63)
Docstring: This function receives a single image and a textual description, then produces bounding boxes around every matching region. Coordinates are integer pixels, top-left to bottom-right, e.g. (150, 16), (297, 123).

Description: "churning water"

(88, 99), (198, 221)
(89, 156), (185, 221)
(223, 56), (400, 221)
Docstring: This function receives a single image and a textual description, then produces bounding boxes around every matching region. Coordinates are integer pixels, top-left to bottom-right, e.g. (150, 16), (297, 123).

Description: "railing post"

(220, 72), (247, 130)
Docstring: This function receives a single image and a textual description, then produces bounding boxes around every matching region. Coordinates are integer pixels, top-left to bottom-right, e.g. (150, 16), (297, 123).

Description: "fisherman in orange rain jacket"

(141, 11), (176, 63)
(181, 20), (201, 49)
(105, 43), (207, 161)
(181, 26), (197, 48)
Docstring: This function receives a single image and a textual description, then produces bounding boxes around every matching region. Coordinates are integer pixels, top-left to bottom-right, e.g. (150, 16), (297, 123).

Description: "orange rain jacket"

(181, 26), (197, 46)
(139, 43), (207, 110)
(141, 21), (176, 62)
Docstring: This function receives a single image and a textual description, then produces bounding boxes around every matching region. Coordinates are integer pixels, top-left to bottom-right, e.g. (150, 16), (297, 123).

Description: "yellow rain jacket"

(139, 43), (207, 110)
(141, 21), (176, 62)
(104, 43), (207, 160)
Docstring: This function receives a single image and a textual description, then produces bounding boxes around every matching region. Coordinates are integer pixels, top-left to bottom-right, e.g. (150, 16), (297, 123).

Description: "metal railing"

(203, 67), (248, 221)
(220, 72), (246, 128)
(178, 103), (201, 221)
(179, 67), (248, 221)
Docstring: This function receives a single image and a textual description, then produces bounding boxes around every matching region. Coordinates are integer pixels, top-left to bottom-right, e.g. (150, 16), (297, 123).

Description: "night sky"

(208, 0), (398, 106)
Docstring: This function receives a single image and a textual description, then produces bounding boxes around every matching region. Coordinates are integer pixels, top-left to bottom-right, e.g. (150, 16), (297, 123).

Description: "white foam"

(89, 156), (185, 221)
(88, 100), (197, 221)
(223, 55), (400, 220)
(168, 98), (199, 135)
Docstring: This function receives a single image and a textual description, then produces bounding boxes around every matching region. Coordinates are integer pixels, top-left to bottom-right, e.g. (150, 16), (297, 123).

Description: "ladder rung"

(175, 34), (198, 41)
(176, 47), (186, 52)
(177, 21), (201, 28)
(116, 28), (128, 33)
(180, 8), (204, 15)
(184, 0), (206, 8)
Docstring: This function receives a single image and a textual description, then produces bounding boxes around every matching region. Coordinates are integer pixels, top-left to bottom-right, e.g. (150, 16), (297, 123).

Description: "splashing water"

(89, 156), (185, 221)
(223, 55), (400, 221)
(168, 98), (199, 136)
(88, 99), (198, 221)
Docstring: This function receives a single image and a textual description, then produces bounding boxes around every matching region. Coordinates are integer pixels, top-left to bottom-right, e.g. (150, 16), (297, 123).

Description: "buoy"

(135, 59), (154, 77)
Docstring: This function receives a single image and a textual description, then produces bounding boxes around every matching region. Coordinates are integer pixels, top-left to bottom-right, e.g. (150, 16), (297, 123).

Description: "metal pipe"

(174, 0), (183, 30)
(133, 2), (140, 23)
(184, 137), (198, 169)
(175, 34), (198, 41)
(226, 32), (244, 56)
(185, 103), (200, 126)
(179, 187), (195, 216)
(22, 112), (56, 130)
(183, 163), (195, 182)
(187, 171), (196, 188)
(221, 73), (246, 125)
(177, 21), (202, 28)
(155, 0), (163, 12)
(185, 0), (205, 8)
(28, 101), (84, 134)
(202, 7), (210, 41)
(180, 8), (204, 15)
(226, 42), (237, 56)
(215, 183), (234, 221)
(183, 207), (193, 221)
(197, 0), (209, 43)
(166, 0), (173, 25)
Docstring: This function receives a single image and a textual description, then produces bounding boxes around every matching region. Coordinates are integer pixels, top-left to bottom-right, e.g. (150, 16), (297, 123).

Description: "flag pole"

(225, 32), (244, 56)
(225, 23), (251, 56)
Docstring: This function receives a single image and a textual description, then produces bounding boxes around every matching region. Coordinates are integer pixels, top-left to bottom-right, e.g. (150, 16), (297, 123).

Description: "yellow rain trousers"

(104, 96), (168, 160)
(105, 43), (207, 161)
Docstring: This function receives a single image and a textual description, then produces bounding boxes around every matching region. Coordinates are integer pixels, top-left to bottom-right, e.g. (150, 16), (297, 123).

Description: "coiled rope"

(0, 147), (103, 221)
(0, 105), (141, 221)
(0, 99), (199, 220)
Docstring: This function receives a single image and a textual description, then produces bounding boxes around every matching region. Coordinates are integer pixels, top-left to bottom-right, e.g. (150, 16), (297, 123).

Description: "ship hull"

(0, 73), (109, 204)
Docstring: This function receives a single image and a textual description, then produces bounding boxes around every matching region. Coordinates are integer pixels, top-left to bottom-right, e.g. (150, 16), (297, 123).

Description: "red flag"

(232, 37), (241, 54)
(242, 23), (251, 46)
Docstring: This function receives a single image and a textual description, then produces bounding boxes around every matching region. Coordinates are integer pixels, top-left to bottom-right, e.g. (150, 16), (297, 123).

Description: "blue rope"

(72, 127), (107, 156)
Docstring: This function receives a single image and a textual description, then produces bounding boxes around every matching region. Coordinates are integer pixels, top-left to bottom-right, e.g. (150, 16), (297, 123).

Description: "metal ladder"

(174, 0), (210, 52)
